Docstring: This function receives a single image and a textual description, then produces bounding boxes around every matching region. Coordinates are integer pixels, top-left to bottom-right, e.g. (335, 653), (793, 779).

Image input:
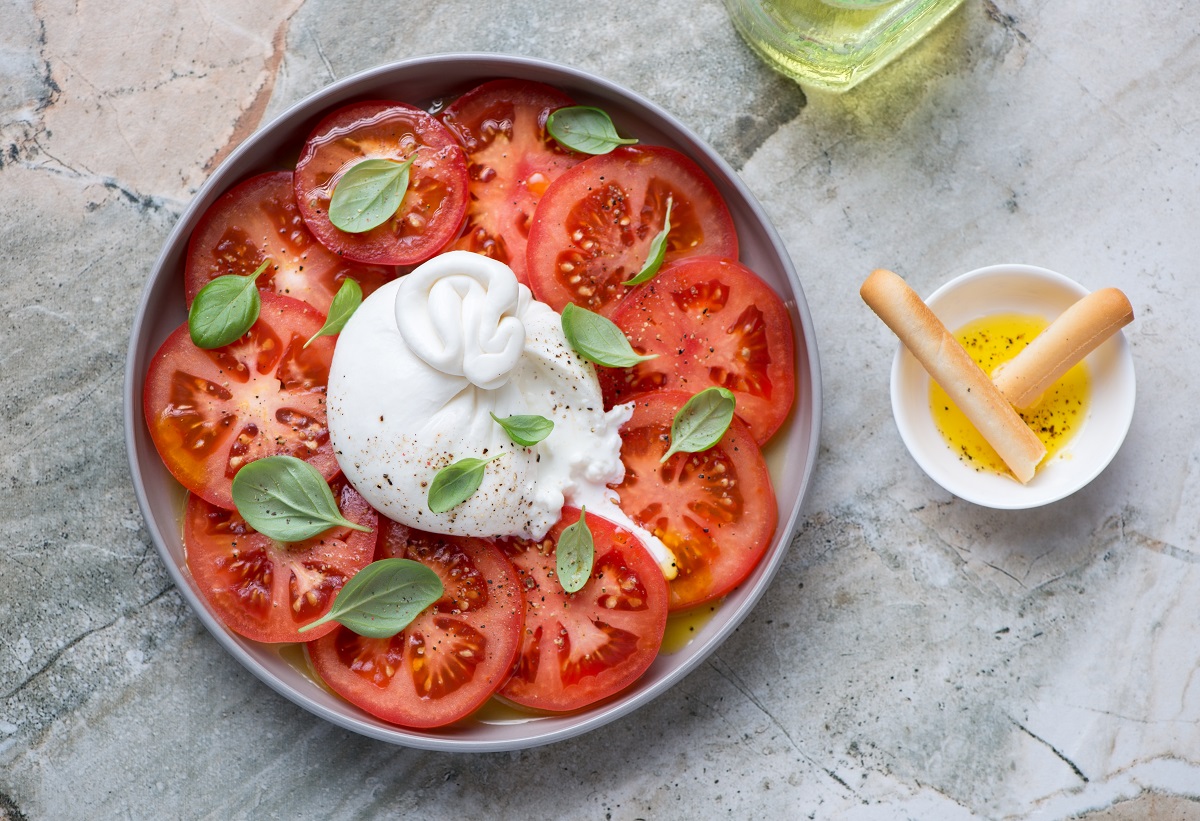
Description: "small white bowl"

(890, 264), (1135, 509)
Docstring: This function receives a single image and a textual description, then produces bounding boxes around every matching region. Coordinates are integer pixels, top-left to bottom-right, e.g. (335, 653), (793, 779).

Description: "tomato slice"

(613, 391), (776, 611)
(600, 256), (796, 444)
(183, 171), (394, 315)
(143, 291), (339, 509)
(308, 521), (523, 728)
(525, 145), (738, 315)
(183, 476), (377, 643)
(440, 79), (583, 285)
(293, 101), (469, 266)
(497, 508), (668, 712)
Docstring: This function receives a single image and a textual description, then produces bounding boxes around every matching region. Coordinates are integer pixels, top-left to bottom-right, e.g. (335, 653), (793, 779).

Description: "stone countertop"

(2, 1), (1198, 818)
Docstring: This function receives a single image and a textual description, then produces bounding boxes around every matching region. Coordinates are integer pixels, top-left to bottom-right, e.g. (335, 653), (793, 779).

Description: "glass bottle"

(724, 0), (965, 93)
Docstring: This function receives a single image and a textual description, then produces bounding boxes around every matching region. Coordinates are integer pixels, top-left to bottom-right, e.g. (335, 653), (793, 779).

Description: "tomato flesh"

(440, 79), (583, 285)
(183, 171), (394, 315)
(293, 101), (469, 266)
(613, 391), (776, 611)
(525, 145), (738, 316)
(601, 256), (796, 444)
(307, 521), (523, 728)
(143, 291), (338, 509)
(498, 508), (668, 712)
(183, 476), (377, 643)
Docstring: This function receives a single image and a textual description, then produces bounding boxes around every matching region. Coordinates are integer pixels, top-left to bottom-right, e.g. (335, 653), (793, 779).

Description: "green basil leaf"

(428, 453), (502, 513)
(304, 277), (362, 348)
(560, 303), (657, 368)
(623, 196), (673, 286)
(231, 455), (372, 541)
(556, 507), (594, 594)
(661, 387), (737, 463)
(297, 558), (443, 638)
(490, 412), (554, 447)
(188, 258), (270, 349)
(329, 157), (414, 233)
(546, 106), (639, 155)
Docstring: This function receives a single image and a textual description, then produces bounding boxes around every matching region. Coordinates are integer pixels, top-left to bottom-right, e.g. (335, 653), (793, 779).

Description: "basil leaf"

(490, 412), (554, 447)
(560, 303), (657, 368)
(623, 196), (673, 286)
(297, 558), (443, 638)
(231, 455), (372, 541)
(188, 258), (270, 349)
(428, 453), (502, 513)
(546, 106), (639, 155)
(329, 157), (414, 233)
(304, 277), (362, 348)
(556, 507), (594, 594)
(661, 387), (737, 463)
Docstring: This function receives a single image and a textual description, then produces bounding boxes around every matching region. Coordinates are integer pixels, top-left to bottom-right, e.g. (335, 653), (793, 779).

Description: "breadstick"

(860, 269), (1046, 484)
(992, 287), (1133, 409)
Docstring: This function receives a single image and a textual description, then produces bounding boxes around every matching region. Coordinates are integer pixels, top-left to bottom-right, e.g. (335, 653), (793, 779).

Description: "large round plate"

(124, 54), (821, 751)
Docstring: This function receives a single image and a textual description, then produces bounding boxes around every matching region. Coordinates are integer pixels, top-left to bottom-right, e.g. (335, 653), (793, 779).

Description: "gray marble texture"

(2, 0), (1199, 818)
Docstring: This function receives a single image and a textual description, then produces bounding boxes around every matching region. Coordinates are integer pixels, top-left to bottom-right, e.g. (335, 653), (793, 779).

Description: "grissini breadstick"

(992, 287), (1133, 409)
(860, 269), (1046, 484)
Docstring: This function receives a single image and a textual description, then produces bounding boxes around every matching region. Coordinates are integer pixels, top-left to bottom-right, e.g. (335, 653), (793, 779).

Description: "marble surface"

(2, 0), (1198, 818)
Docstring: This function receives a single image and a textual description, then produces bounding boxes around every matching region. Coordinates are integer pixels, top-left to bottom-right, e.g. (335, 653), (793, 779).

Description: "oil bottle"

(724, 0), (965, 92)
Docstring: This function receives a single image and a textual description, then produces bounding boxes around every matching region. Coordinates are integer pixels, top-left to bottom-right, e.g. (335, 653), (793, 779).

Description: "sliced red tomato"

(439, 79), (583, 285)
(183, 476), (377, 643)
(143, 291), (338, 509)
(613, 391), (776, 611)
(600, 256), (796, 444)
(308, 521), (523, 728)
(497, 508), (667, 712)
(183, 171), (394, 314)
(293, 101), (469, 265)
(525, 144), (738, 315)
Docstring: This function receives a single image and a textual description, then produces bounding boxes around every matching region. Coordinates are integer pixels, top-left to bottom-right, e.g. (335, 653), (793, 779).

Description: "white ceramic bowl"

(890, 264), (1135, 509)
(123, 54), (821, 751)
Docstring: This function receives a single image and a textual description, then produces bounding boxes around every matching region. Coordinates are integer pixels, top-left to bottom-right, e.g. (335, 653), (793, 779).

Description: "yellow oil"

(471, 697), (545, 725)
(724, 0), (965, 91)
(930, 314), (1090, 477)
(660, 601), (723, 655)
(276, 642), (325, 686)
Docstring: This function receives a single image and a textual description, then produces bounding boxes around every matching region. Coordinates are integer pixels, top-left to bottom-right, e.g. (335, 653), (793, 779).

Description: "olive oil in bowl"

(930, 313), (1091, 478)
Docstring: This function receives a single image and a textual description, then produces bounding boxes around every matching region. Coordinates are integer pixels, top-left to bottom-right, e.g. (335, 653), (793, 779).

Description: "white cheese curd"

(327, 250), (676, 576)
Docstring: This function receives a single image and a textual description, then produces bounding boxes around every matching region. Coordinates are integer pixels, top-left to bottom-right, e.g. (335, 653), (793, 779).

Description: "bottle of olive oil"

(724, 0), (965, 92)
